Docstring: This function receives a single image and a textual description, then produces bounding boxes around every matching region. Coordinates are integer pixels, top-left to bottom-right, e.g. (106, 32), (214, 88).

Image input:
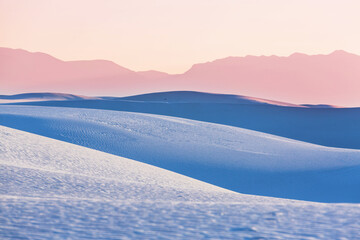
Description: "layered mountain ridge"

(1, 47), (360, 106)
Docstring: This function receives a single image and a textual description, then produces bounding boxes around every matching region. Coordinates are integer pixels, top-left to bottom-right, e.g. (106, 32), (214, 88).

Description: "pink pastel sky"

(1, 0), (360, 74)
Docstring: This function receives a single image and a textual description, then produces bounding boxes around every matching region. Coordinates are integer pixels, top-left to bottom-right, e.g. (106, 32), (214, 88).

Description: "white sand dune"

(1, 105), (360, 202)
(1, 125), (360, 239)
(10, 91), (360, 149)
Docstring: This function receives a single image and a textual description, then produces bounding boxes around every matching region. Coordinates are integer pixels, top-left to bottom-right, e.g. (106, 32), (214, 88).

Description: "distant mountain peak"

(289, 52), (309, 58)
(330, 50), (350, 55)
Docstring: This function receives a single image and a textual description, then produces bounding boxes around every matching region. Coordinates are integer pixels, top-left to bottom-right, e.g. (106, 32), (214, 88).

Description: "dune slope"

(12, 91), (360, 149)
(1, 105), (360, 202)
(1, 125), (360, 239)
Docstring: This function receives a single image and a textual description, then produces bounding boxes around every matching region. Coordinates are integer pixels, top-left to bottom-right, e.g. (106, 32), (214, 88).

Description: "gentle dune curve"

(1, 105), (360, 202)
(1, 125), (360, 239)
(10, 91), (360, 149)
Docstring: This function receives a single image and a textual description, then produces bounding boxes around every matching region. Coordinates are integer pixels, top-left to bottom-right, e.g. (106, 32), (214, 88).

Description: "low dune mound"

(117, 91), (300, 107)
